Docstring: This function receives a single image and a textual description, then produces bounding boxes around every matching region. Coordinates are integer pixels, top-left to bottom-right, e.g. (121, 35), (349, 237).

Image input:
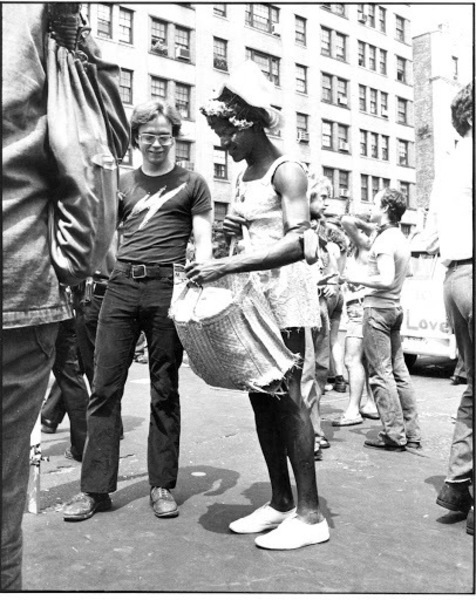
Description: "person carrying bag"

(47, 3), (130, 286)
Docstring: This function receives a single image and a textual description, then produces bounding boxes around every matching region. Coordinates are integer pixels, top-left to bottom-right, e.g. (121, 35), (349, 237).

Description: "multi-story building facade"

(85, 3), (418, 229)
(413, 23), (467, 212)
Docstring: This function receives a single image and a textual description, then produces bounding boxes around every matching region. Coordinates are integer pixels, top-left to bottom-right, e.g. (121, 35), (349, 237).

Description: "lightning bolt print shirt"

(117, 165), (212, 265)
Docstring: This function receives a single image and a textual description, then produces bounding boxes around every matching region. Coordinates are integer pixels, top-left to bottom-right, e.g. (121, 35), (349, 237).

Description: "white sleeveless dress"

(231, 156), (320, 330)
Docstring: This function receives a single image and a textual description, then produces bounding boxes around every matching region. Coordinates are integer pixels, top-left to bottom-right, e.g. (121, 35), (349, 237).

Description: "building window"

(213, 3), (226, 17)
(397, 97), (408, 124)
(321, 27), (331, 56)
(379, 6), (386, 32)
(357, 4), (366, 22)
(337, 78), (348, 105)
(334, 4), (346, 16)
(322, 120), (332, 149)
(296, 64), (308, 94)
(368, 45), (376, 71)
(213, 38), (228, 71)
(334, 32), (347, 61)
(176, 140), (191, 168)
(380, 91), (388, 117)
(372, 176), (380, 200)
(269, 105), (282, 136)
(360, 130), (368, 156)
(381, 135), (389, 161)
(361, 174), (369, 202)
(214, 201), (228, 222)
(323, 167), (334, 191)
(120, 146), (133, 167)
(396, 15), (405, 42)
(383, 178), (390, 189)
(246, 48), (280, 86)
(119, 69), (132, 105)
(338, 170), (349, 196)
(367, 4), (375, 27)
(358, 41), (365, 66)
(80, 4), (90, 22)
(322, 73), (333, 102)
(379, 49), (387, 75)
(150, 76), (167, 101)
(370, 132), (378, 158)
(396, 56), (407, 83)
(97, 3), (112, 39)
(245, 3), (279, 34)
(338, 124), (349, 151)
(295, 15), (306, 45)
(452, 56), (459, 81)
(297, 113), (309, 141)
(359, 85), (367, 112)
(175, 26), (190, 52)
(175, 83), (191, 119)
(399, 181), (410, 204)
(398, 139), (409, 166)
(213, 147), (228, 179)
(118, 7), (133, 44)
(150, 18), (167, 54)
(369, 88), (378, 115)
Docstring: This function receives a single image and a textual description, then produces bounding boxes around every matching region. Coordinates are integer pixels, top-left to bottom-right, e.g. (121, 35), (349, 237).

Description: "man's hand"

(222, 214), (248, 239)
(184, 258), (229, 285)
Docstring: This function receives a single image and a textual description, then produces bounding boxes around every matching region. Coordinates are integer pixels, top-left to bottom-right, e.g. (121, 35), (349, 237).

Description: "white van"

(400, 237), (457, 368)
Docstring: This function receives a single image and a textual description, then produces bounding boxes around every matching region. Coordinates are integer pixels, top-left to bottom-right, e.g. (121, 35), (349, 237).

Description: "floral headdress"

(200, 99), (254, 131)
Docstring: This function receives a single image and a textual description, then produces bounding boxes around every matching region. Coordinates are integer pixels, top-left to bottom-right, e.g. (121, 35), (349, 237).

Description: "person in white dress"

(186, 61), (329, 550)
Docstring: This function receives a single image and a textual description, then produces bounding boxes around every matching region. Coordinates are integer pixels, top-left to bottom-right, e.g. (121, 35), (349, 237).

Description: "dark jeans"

(363, 306), (421, 446)
(42, 319), (89, 458)
(2, 322), (59, 590)
(443, 263), (473, 483)
(73, 291), (104, 387)
(81, 268), (183, 494)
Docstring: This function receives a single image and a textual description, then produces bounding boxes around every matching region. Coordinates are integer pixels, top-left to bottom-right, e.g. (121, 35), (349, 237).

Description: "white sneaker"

(255, 515), (330, 550)
(229, 503), (296, 534)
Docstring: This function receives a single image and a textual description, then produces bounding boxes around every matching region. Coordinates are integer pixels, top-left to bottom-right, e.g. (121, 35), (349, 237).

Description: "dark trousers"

(80, 269), (183, 494)
(73, 291), (104, 387)
(2, 323), (58, 590)
(42, 319), (89, 458)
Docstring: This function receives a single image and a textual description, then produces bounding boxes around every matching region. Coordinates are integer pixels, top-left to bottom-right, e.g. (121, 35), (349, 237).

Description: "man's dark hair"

(380, 188), (407, 223)
(451, 81), (473, 137)
(130, 100), (182, 148)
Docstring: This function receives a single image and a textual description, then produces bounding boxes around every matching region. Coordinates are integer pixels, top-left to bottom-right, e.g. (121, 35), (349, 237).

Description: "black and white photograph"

(2, 1), (474, 594)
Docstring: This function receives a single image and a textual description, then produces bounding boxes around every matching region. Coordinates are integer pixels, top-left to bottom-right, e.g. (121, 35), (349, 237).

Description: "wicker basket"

(170, 273), (296, 393)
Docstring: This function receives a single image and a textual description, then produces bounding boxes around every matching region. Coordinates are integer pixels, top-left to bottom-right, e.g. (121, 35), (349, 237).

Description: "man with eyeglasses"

(63, 100), (213, 522)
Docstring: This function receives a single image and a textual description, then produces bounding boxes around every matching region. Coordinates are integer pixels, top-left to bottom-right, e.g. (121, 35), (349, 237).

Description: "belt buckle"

(131, 264), (146, 279)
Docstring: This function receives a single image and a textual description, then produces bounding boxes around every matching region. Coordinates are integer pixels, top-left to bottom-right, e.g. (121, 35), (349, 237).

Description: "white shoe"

(229, 503), (296, 534)
(255, 515), (330, 550)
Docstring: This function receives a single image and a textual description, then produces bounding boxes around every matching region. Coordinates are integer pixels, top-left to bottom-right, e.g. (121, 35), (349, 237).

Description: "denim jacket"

(2, 5), (72, 328)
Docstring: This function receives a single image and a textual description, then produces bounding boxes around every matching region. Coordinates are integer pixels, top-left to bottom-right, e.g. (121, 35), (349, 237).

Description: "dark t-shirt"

(117, 165), (212, 265)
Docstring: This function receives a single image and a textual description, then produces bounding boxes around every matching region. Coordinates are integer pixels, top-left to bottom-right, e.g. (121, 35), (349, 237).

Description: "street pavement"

(22, 356), (473, 593)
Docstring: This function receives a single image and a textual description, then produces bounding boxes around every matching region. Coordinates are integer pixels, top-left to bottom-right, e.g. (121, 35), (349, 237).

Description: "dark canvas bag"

(46, 4), (129, 285)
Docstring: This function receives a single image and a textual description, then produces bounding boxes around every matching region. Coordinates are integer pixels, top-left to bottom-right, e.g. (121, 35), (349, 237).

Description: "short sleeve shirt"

(364, 227), (411, 308)
(117, 165), (212, 265)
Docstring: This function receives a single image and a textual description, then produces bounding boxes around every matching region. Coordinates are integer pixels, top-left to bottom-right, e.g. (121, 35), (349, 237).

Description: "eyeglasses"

(138, 133), (174, 146)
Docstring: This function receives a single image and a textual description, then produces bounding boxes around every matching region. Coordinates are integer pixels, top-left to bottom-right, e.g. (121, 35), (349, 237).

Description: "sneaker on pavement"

(229, 503), (296, 534)
(63, 492), (111, 521)
(333, 380), (347, 393)
(255, 515), (330, 550)
(150, 487), (179, 518)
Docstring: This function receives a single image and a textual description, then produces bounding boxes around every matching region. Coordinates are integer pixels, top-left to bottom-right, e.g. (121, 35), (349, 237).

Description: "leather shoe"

(436, 482), (472, 514)
(364, 439), (406, 451)
(64, 448), (82, 462)
(467, 507), (474, 536)
(406, 441), (422, 450)
(63, 492), (111, 521)
(150, 487), (179, 518)
(450, 375), (466, 385)
(41, 418), (57, 434)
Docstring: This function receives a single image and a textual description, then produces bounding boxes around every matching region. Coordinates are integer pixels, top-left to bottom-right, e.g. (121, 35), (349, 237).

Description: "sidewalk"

(22, 359), (473, 593)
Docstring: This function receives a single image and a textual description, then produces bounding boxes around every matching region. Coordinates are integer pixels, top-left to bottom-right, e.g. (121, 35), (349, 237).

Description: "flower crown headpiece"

(200, 99), (254, 130)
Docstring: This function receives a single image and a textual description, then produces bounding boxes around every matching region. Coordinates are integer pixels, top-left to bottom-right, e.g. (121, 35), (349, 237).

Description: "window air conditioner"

(151, 41), (168, 56)
(340, 189), (350, 198)
(381, 108), (388, 117)
(176, 46), (191, 60)
(271, 23), (281, 36)
(337, 96), (348, 105)
(297, 131), (310, 143)
(358, 14), (367, 23)
(339, 141), (350, 151)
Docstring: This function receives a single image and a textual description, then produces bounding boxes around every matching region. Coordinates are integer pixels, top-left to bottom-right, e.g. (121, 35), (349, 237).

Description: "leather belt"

(447, 258), (472, 269)
(92, 281), (108, 297)
(116, 261), (174, 280)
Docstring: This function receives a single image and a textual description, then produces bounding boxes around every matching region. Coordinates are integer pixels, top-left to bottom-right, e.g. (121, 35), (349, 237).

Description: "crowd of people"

(2, 3), (473, 590)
